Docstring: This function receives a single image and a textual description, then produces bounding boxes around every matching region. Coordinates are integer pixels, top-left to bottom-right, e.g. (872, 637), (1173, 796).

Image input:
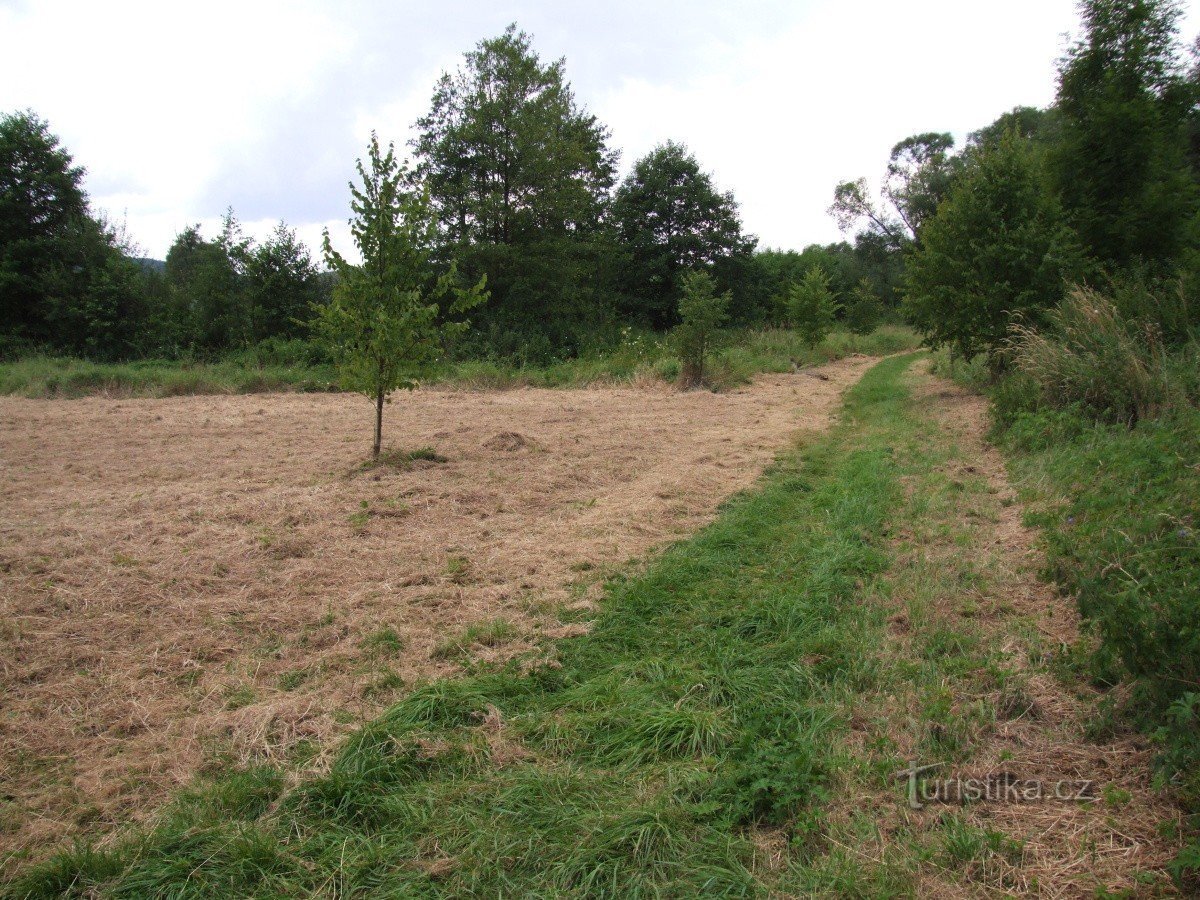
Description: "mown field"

(3, 353), (1189, 897)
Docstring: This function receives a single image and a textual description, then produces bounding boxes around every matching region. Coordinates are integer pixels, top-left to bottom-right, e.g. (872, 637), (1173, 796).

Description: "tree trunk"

(373, 389), (384, 460)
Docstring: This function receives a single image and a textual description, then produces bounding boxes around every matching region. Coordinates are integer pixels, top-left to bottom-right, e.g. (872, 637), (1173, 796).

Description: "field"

(0, 357), (870, 861)
(0, 353), (1189, 897)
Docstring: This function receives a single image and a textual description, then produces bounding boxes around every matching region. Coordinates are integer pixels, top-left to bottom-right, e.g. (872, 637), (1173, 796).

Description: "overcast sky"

(3, 0), (1197, 259)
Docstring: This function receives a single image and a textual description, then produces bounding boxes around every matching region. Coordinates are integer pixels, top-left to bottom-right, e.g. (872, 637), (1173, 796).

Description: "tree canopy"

(613, 141), (754, 328)
(411, 24), (619, 359)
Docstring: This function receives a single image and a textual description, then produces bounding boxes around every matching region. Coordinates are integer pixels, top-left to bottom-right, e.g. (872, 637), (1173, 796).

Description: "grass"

(937, 347), (1200, 888)
(0, 326), (920, 399)
(0, 354), (340, 399)
(9, 350), (1157, 896)
(431, 619), (516, 660)
(0, 353), (919, 897)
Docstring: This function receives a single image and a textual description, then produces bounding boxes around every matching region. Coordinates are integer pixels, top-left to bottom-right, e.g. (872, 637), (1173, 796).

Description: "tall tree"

(0, 110), (150, 357)
(830, 132), (960, 251)
(314, 134), (487, 459)
(882, 132), (959, 241)
(904, 133), (1087, 363)
(1053, 0), (1197, 269)
(411, 25), (618, 357)
(0, 110), (88, 345)
(413, 24), (616, 245)
(613, 141), (755, 328)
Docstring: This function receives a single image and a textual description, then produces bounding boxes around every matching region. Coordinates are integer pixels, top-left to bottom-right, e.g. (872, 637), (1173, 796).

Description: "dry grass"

(0, 357), (872, 860)
(901, 362), (1181, 897)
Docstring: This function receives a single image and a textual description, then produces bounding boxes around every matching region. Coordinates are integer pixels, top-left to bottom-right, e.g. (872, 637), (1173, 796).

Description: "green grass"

(0, 326), (920, 399)
(0, 354), (340, 399)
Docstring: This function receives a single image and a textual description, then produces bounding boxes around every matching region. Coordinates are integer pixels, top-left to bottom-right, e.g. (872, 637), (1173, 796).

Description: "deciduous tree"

(613, 141), (754, 328)
(904, 133), (1087, 363)
(314, 134), (487, 459)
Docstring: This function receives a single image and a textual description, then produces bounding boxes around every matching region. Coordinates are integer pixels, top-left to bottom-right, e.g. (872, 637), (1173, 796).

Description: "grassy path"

(6, 354), (1179, 897)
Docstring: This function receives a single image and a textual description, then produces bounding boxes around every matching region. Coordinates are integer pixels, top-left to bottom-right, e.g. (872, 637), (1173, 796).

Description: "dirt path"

(907, 362), (1181, 897)
(0, 356), (872, 859)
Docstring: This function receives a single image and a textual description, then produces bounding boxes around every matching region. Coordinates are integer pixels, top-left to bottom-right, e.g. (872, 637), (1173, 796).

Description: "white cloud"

(3, 0), (1195, 257)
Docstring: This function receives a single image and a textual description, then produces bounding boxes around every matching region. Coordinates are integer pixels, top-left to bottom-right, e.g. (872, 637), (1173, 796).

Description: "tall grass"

(0, 355), (340, 399)
(1009, 286), (1188, 424)
(0, 326), (921, 399)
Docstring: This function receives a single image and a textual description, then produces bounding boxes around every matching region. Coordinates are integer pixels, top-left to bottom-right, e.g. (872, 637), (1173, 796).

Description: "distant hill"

(134, 257), (166, 273)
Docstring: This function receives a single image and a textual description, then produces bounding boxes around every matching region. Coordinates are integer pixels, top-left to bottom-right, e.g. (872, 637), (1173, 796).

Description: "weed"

(431, 618), (515, 660)
(360, 626), (405, 657)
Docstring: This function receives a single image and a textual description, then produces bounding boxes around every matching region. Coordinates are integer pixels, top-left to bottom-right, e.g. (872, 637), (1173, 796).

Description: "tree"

(904, 133), (1087, 363)
(314, 134), (487, 459)
(245, 221), (321, 341)
(0, 110), (153, 358)
(844, 277), (884, 335)
(411, 25), (618, 356)
(1053, 0), (1197, 270)
(613, 141), (755, 328)
(163, 215), (249, 350)
(413, 24), (615, 246)
(787, 265), (839, 347)
(882, 132), (960, 241)
(1, 110), (88, 345)
(42, 213), (148, 359)
(829, 132), (960, 252)
(969, 106), (1059, 151)
(673, 269), (729, 387)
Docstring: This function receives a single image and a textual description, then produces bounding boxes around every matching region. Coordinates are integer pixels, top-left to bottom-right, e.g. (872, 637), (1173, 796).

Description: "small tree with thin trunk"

(674, 269), (729, 388)
(313, 133), (487, 459)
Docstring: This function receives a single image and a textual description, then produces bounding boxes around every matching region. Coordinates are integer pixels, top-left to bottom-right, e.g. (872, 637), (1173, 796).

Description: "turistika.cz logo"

(893, 762), (1098, 810)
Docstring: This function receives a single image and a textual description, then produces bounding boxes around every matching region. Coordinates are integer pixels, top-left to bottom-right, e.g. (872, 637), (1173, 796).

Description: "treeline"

(834, 0), (1200, 368)
(1, 25), (903, 365)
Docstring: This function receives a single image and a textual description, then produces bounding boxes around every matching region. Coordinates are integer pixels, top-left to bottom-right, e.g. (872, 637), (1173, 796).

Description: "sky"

(2, 0), (1197, 260)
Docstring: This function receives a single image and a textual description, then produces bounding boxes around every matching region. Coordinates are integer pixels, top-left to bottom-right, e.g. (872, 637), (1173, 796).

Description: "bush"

(1010, 286), (1179, 424)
